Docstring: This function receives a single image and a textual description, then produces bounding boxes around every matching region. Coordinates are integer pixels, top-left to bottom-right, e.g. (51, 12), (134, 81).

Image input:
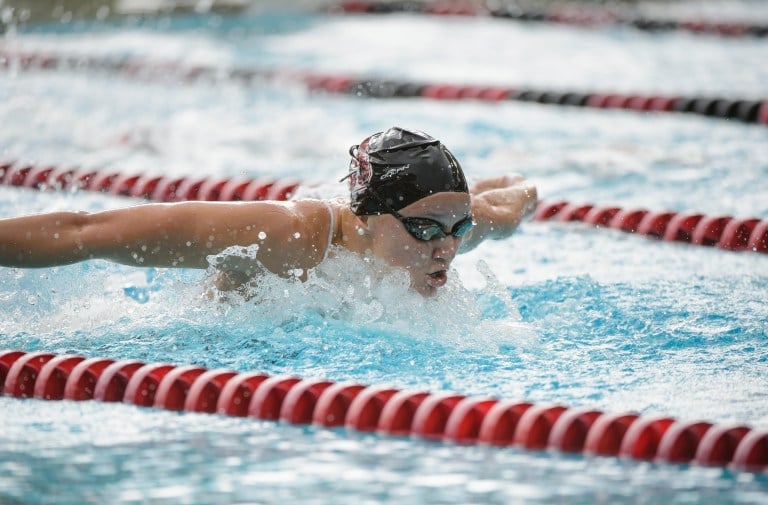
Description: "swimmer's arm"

(0, 201), (330, 275)
(0, 211), (99, 268)
(459, 174), (538, 252)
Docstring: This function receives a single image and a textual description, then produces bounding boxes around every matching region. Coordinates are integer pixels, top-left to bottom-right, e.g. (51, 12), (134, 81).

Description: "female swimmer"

(0, 127), (537, 297)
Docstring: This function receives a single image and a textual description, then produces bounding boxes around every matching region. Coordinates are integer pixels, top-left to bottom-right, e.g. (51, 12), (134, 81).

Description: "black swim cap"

(344, 126), (469, 216)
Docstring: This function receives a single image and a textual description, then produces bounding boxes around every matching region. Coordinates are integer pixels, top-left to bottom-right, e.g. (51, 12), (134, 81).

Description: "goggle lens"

(401, 216), (474, 242)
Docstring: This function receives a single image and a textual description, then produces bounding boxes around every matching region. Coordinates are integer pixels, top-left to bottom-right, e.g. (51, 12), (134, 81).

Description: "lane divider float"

(533, 201), (768, 254)
(2, 159), (766, 254)
(332, 1), (768, 38)
(2, 50), (767, 126)
(1, 349), (766, 472)
(0, 159), (300, 202)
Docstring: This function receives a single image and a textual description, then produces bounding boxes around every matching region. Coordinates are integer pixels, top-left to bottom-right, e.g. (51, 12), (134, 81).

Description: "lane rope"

(533, 201), (768, 254)
(2, 50), (767, 126)
(1, 349), (766, 472)
(331, 1), (768, 38)
(2, 159), (766, 254)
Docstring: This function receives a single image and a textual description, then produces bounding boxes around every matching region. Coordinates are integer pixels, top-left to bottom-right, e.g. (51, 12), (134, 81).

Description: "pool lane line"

(533, 201), (768, 254)
(2, 159), (767, 255)
(1, 349), (766, 472)
(2, 50), (767, 127)
(0, 159), (302, 202)
(330, 1), (768, 38)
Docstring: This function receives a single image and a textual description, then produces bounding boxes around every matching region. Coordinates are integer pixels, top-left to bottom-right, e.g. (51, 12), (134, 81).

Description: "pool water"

(1, 3), (768, 504)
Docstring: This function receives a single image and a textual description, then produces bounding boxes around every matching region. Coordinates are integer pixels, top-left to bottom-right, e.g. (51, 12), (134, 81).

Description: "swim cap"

(344, 126), (469, 216)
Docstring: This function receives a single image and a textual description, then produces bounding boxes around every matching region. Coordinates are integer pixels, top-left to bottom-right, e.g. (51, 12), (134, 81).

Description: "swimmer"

(0, 127), (537, 297)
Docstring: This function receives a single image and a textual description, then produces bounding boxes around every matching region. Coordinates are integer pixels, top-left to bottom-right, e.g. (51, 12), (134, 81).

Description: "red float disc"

(344, 385), (400, 432)
(547, 407), (604, 453)
(279, 378), (335, 424)
(477, 401), (534, 446)
(443, 397), (499, 444)
(153, 365), (208, 411)
(184, 369), (239, 413)
(248, 376), (301, 421)
(63, 357), (116, 401)
(411, 393), (466, 440)
(655, 420), (713, 464)
(312, 382), (367, 427)
(694, 424), (751, 466)
(215, 371), (270, 417)
(377, 390), (430, 436)
(732, 428), (768, 471)
(93, 360), (146, 402)
(533, 201), (568, 221)
(123, 363), (176, 407)
(513, 404), (568, 450)
(619, 416), (675, 460)
(583, 412), (639, 456)
(0, 350), (27, 390)
(33, 354), (86, 400)
(3, 352), (56, 398)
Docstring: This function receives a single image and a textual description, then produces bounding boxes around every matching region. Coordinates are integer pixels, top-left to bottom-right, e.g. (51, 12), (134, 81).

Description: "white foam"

(202, 245), (538, 352)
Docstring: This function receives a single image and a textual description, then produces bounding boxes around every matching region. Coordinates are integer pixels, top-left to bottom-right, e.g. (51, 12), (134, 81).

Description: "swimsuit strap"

(323, 201), (335, 262)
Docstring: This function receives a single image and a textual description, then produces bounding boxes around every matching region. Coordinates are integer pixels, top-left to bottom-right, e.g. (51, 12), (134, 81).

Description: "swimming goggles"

(389, 209), (474, 242)
(353, 180), (474, 241)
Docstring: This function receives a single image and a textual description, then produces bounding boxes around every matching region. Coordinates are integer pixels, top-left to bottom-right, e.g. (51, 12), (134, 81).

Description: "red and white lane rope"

(0, 160), (300, 202)
(2, 160), (766, 254)
(332, 1), (768, 38)
(1, 349), (766, 472)
(2, 50), (767, 126)
(533, 201), (768, 254)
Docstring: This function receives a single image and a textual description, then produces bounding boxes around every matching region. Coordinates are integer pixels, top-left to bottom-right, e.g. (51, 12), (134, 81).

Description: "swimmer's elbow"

(56, 211), (102, 262)
(73, 211), (98, 236)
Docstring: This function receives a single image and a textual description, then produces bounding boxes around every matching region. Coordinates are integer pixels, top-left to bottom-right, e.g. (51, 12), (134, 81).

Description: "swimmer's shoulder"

(291, 198), (349, 253)
(291, 197), (346, 221)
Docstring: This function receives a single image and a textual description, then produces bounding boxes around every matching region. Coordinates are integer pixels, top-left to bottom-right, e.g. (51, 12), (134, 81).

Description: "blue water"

(1, 3), (768, 504)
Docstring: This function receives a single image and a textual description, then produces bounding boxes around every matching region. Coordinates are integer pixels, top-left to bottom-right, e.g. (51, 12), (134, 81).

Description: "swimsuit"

(322, 201), (335, 262)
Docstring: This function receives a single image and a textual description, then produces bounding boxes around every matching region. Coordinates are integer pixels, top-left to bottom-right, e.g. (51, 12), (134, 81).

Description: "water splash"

(202, 245), (538, 353)
(0, 242), (537, 370)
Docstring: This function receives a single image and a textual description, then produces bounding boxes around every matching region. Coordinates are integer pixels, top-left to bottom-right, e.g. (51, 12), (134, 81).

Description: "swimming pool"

(1, 2), (767, 503)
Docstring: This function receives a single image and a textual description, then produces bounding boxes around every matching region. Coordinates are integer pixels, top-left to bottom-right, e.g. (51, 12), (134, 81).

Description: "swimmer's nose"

(432, 235), (459, 261)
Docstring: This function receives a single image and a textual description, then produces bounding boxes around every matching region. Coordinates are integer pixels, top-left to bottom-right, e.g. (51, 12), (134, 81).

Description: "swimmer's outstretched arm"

(460, 174), (538, 252)
(0, 200), (332, 276)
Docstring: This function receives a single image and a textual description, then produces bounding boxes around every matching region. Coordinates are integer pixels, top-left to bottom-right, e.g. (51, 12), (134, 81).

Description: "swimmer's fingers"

(469, 174), (527, 195)
(463, 179), (537, 250)
(477, 179), (538, 219)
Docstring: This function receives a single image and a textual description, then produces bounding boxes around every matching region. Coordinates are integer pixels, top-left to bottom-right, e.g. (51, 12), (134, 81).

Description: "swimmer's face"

(364, 192), (472, 297)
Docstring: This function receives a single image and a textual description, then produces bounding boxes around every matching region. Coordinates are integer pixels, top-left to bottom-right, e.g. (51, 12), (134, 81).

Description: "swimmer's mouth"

(426, 269), (448, 288)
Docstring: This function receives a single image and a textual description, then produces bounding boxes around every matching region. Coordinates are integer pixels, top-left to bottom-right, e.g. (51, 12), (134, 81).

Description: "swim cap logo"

(380, 165), (407, 180)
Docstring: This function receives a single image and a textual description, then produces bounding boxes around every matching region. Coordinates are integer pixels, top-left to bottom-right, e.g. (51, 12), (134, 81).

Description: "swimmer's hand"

(460, 174), (538, 252)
